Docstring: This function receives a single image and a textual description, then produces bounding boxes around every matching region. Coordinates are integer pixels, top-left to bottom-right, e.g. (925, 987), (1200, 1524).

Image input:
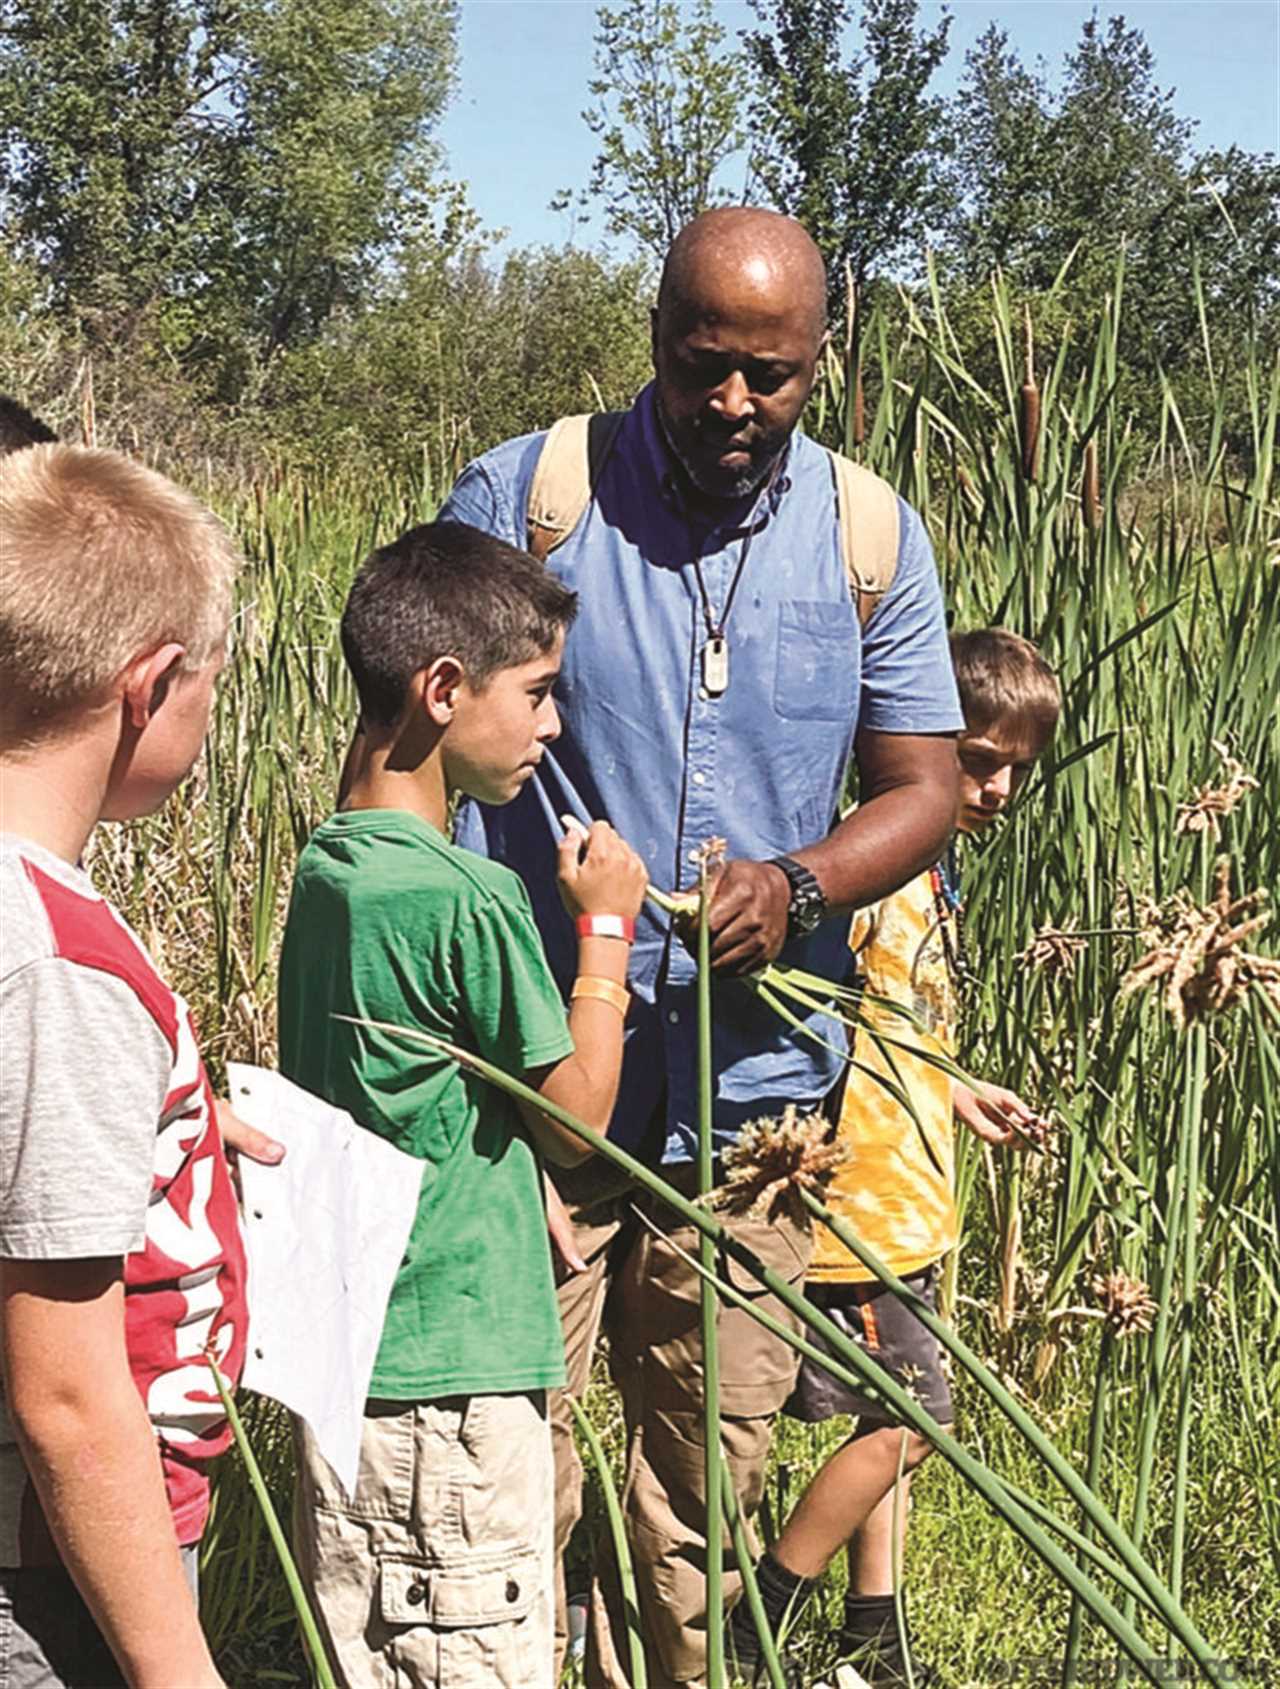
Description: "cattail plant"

(1020, 303), (1040, 483)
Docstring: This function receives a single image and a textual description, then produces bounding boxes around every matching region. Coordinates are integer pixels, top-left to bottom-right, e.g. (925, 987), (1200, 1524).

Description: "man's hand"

(706, 859), (791, 976)
(954, 1081), (1050, 1151)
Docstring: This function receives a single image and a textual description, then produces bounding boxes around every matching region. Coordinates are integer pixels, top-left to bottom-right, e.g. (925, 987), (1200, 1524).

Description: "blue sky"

(438, 1), (1280, 254)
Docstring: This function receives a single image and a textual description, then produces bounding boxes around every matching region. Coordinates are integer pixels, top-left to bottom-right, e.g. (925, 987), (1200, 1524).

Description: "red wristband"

(575, 914), (636, 943)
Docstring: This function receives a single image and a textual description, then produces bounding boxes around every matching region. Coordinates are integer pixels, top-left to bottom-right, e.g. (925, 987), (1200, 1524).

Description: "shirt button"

(668, 1010), (680, 1024)
(692, 771), (706, 785)
(698, 686), (709, 700)
(688, 849), (700, 863)
(406, 1580), (428, 1606)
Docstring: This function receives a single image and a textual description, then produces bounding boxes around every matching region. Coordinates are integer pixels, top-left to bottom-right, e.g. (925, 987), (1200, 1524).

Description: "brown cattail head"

(1175, 741), (1259, 837)
(1121, 857), (1280, 1029)
(1082, 438), (1100, 530)
(1020, 304), (1040, 483)
(717, 1105), (847, 1222)
(1092, 1271), (1157, 1339)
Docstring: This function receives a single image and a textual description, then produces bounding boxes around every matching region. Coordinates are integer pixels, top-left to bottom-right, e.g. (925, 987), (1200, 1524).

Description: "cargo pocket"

(380, 1547), (543, 1687)
(718, 1211), (812, 1417)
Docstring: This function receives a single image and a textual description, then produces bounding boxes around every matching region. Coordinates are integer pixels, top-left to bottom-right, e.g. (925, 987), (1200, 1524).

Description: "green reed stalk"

(890, 1430), (914, 1689)
(337, 1018), (1227, 1684)
(569, 1397), (647, 1689)
(1170, 1021), (1207, 1607)
(646, 1206), (1188, 1688)
(205, 1354), (337, 1689)
(720, 1463), (785, 1689)
(797, 1193), (1224, 1681)
(1123, 1070), (1190, 1624)
(1060, 1324), (1115, 1687)
(698, 860), (725, 1688)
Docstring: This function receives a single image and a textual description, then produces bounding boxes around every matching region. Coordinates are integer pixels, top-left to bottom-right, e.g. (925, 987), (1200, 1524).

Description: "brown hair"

(0, 445), (238, 748)
(341, 521), (578, 728)
(950, 628), (1061, 745)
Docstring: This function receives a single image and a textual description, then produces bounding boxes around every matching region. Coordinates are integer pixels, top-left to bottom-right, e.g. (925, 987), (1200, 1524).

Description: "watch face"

(790, 893), (824, 935)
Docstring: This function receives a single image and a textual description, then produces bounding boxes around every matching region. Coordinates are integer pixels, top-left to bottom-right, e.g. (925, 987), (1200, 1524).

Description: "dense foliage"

(3, 0), (1275, 473)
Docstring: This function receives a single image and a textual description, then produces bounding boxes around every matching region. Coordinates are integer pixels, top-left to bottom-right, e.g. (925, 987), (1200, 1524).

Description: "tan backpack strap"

(526, 411), (626, 562)
(827, 449), (901, 628)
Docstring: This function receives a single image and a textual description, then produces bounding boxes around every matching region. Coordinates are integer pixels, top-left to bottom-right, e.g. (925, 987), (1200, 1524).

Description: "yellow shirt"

(809, 867), (959, 1283)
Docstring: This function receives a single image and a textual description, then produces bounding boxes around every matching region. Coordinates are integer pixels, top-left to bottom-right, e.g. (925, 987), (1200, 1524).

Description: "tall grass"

(88, 268), (1280, 1683)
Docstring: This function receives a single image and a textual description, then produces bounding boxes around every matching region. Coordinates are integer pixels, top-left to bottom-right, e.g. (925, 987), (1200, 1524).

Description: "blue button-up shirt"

(441, 383), (962, 1164)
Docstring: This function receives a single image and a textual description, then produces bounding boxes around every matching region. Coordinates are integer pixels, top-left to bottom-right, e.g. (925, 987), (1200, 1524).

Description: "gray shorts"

(787, 1268), (953, 1427)
(0, 1548), (197, 1689)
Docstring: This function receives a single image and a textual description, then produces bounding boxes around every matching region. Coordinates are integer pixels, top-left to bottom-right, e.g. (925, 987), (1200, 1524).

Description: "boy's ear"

(418, 655), (467, 728)
(119, 644), (186, 730)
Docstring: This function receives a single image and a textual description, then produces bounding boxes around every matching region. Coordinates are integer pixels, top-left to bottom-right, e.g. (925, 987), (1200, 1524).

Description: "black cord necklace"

(688, 455), (785, 697)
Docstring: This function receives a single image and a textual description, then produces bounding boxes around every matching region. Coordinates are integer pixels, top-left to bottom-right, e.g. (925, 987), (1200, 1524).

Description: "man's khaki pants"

(551, 1159), (812, 1689)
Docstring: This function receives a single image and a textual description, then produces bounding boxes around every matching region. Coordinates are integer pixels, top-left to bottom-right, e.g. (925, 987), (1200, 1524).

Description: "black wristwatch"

(767, 855), (828, 941)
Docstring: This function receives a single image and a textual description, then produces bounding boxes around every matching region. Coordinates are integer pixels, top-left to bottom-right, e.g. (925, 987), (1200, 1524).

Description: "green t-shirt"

(277, 809), (574, 1399)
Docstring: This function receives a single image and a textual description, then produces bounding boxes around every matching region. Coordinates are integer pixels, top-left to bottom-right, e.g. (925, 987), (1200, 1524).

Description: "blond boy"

(730, 629), (1061, 1687)
(0, 446), (247, 1688)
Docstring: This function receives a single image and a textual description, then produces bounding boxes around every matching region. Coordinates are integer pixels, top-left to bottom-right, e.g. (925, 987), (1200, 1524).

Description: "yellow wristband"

(570, 975), (630, 1016)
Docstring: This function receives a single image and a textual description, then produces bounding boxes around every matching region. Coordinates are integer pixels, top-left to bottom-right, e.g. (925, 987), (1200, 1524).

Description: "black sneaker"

(832, 1627), (937, 1689)
(726, 1604), (811, 1689)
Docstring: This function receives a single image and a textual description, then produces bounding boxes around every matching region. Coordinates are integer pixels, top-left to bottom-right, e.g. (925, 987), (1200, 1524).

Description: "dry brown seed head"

(1120, 858), (1279, 1029)
(1019, 921), (1088, 975)
(1092, 1270), (1157, 1338)
(717, 1104), (847, 1222)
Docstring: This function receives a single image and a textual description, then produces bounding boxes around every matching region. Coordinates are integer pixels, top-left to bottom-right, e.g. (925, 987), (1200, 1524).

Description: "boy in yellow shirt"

(729, 629), (1060, 1687)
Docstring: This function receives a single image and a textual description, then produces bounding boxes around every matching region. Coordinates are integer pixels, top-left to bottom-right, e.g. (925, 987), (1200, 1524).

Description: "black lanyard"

(689, 456), (785, 697)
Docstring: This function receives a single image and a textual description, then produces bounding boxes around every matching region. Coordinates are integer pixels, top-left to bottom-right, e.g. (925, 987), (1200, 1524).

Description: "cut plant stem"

(337, 1016), (1229, 1686)
(698, 850), (725, 1688)
(569, 1396), (647, 1689)
(205, 1351), (337, 1689)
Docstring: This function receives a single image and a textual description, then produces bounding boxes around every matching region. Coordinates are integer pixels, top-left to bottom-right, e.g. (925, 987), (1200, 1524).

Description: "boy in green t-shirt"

(278, 521), (647, 1689)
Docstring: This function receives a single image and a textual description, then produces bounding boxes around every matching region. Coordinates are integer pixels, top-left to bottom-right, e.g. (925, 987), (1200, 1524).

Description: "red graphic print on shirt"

(21, 861), (248, 1553)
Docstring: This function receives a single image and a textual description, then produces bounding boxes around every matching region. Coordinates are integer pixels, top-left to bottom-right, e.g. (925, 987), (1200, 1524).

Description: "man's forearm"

(795, 776), (956, 915)
(793, 731), (958, 915)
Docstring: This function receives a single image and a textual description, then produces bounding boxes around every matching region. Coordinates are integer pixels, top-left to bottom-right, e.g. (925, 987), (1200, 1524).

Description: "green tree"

(939, 15), (1277, 440)
(573, 0), (752, 258)
(743, 0), (952, 296)
(0, 0), (459, 365)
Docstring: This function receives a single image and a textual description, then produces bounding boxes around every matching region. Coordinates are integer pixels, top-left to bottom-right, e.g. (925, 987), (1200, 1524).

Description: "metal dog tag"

(702, 636), (729, 696)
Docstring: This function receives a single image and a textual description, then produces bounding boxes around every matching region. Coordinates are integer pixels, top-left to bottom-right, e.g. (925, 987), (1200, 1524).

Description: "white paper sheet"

(227, 1063), (424, 1498)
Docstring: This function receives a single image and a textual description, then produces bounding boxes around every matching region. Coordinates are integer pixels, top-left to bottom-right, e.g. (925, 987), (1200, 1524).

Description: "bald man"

(440, 208), (962, 1688)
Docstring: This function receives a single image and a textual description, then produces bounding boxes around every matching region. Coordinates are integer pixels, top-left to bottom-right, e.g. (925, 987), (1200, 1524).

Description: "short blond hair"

(0, 445), (238, 747)
(950, 627), (1061, 746)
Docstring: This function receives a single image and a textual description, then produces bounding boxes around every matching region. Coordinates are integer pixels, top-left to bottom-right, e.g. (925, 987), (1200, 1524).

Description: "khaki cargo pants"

(293, 1391), (554, 1688)
(551, 1159), (812, 1689)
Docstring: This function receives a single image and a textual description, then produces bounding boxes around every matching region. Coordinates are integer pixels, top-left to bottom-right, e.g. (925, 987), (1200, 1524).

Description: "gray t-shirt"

(1, 834), (249, 1566)
(1, 838), (172, 1260)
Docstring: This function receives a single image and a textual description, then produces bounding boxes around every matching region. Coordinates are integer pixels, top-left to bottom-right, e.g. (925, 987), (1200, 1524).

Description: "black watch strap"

(767, 854), (828, 939)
